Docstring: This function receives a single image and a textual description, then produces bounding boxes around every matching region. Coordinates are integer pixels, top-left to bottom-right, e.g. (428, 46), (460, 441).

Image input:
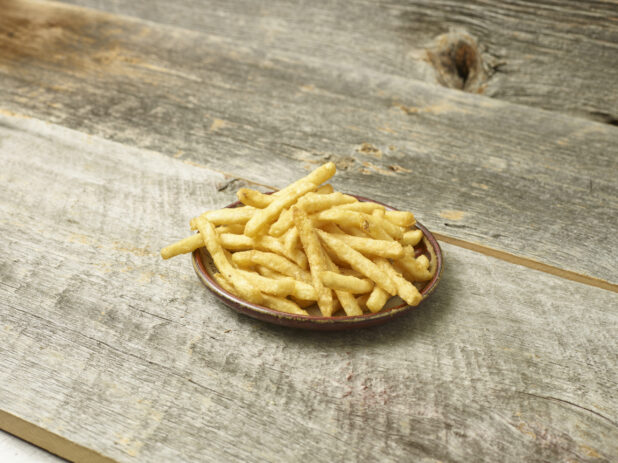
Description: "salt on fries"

(161, 162), (436, 316)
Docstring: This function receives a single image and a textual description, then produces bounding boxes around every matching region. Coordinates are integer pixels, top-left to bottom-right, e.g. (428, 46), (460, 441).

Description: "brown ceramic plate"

(192, 195), (443, 330)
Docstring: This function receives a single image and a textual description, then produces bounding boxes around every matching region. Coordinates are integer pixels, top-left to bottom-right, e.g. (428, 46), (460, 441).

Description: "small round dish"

(192, 195), (443, 330)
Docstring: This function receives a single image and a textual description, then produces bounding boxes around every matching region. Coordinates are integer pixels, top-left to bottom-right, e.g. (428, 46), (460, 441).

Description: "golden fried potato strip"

(190, 206), (255, 230)
(244, 162), (336, 237)
(384, 210), (416, 228)
(292, 206), (334, 317)
(237, 188), (272, 208)
(401, 229), (423, 246)
(195, 217), (263, 304)
(319, 271), (374, 294)
(232, 250), (311, 283)
(298, 192), (356, 213)
(160, 233), (202, 259)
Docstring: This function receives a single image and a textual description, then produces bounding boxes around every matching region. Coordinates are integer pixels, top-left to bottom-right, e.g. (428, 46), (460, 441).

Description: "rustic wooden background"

(0, 0), (616, 462)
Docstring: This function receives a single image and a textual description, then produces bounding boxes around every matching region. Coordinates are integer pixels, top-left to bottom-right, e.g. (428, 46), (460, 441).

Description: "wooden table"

(1, 1), (616, 461)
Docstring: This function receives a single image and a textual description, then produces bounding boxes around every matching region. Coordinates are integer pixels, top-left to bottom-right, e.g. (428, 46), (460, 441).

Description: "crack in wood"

(518, 391), (617, 428)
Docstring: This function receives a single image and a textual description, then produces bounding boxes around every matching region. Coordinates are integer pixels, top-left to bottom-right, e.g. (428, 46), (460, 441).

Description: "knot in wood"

(426, 31), (487, 93)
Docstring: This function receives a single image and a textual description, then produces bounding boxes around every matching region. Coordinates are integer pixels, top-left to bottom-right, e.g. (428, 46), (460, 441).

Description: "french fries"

(162, 162), (436, 317)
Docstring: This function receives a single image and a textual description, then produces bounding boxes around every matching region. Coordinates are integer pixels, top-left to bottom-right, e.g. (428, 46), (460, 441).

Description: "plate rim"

(192, 194), (443, 329)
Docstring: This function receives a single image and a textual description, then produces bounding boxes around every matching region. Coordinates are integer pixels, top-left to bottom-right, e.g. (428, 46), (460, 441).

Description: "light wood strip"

(434, 233), (618, 294)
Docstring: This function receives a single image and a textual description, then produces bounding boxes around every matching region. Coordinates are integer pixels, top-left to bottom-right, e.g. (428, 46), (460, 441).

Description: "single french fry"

(316, 209), (401, 240)
(376, 258), (422, 306)
(332, 286), (363, 316)
(218, 233), (267, 250)
(385, 210), (415, 227)
(325, 233), (403, 259)
(334, 202), (385, 214)
(316, 230), (396, 295)
(394, 246), (433, 282)
(269, 208), (294, 236)
(216, 223), (245, 235)
(195, 217), (263, 304)
(298, 192), (356, 213)
(366, 286), (390, 313)
(190, 206), (255, 230)
(401, 229), (423, 246)
(161, 233), (203, 259)
(292, 206), (334, 316)
(237, 269), (296, 296)
(231, 250), (311, 283)
(237, 188), (272, 208)
(283, 227), (299, 254)
(320, 271), (374, 293)
(313, 209), (366, 229)
(261, 294), (309, 315)
(290, 281), (318, 301)
(244, 162), (336, 237)
(315, 184), (334, 194)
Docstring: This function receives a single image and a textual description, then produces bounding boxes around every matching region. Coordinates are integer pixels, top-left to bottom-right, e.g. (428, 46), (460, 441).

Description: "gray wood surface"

(57, 0), (618, 123)
(0, 0), (616, 285)
(1, 115), (617, 462)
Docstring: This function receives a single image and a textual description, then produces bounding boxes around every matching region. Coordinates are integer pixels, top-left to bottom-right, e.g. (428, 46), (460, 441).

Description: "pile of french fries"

(161, 162), (436, 317)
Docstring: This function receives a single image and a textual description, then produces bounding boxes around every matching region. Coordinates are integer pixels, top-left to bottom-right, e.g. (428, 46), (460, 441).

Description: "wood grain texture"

(57, 0), (618, 123)
(1, 115), (617, 462)
(0, 0), (616, 284)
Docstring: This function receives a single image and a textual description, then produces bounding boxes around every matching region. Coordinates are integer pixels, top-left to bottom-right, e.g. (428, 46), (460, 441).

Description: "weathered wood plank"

(0, 116), (617, 462)
(0, 0), (617, 285)
(58, 0), (618, 122)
